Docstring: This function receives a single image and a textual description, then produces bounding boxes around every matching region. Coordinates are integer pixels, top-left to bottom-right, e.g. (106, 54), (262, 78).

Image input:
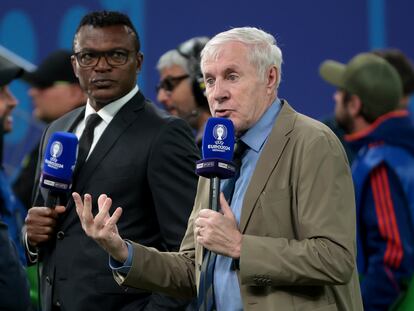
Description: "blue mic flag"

(196, 117), (236, 179)
(41, 131), (78, 193)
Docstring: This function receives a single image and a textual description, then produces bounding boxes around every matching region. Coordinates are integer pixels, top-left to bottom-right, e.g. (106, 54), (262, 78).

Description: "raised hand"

(194, 193), (242, 258)
(73, 192), (128, 263)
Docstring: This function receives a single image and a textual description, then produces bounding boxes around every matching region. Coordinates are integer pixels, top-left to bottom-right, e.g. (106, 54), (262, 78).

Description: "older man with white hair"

(74, 27), (363, 311)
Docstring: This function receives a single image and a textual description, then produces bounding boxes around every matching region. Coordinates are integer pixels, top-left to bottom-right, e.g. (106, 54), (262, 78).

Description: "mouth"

(214, 109), (232, 118)
(91, 78), (115, 88)
(3, 115), (13, 128)
(163, 104), (178, 116)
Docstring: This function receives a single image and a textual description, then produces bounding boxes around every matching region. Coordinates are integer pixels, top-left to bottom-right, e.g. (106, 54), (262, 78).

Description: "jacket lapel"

(73, 92), (145, 194)
(239, 101), (297, 233)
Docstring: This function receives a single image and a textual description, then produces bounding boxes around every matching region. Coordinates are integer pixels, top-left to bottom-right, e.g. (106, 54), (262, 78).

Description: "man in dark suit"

(24, 11), (199, 311)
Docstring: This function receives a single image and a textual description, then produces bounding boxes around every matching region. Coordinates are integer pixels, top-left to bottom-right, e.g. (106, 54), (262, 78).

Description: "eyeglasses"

(156, 74), (189, 93)
(74, 49), (135, 67)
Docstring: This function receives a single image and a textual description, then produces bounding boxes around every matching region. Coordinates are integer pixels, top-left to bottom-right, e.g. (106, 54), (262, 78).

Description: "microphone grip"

(209, 177), (221, 212)
(45, 191), (59, 208)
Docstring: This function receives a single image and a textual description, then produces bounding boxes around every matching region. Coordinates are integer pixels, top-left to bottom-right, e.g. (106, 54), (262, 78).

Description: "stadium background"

(0, 0), (412, 178)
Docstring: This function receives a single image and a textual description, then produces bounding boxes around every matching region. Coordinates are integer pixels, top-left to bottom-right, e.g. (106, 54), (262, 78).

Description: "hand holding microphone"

(194, 117), (242, 258)
(25, 132), (78, 247)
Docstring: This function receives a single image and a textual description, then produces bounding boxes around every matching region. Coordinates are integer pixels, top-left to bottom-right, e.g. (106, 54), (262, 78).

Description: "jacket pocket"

(259, 186), (292, 237)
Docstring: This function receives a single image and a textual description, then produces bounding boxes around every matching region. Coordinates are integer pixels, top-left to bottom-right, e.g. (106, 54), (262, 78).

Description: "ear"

(266, 66), (278, 95)
(135, 52), (144, 74)
(348, 95), (362, 117)
(71, 55), (79, 79)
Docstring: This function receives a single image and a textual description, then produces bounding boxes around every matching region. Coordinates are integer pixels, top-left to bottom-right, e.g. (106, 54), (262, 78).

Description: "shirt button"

(46, 276), (51, 285)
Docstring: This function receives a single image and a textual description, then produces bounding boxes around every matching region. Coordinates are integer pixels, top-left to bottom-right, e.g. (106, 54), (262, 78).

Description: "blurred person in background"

(0, 62), (31, 311)
(0, 63), (27, 265)
(0, 219), (31, 310)
(371, 49), (414, 111)
(322, 49), (414, 165)
(13, 49), (86, 211)
(157, 37), (211, 148)
(320, 52), (414, 310)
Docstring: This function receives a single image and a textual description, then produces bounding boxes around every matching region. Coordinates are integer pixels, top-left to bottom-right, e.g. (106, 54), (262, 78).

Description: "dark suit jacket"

(32, 91), (199, 311)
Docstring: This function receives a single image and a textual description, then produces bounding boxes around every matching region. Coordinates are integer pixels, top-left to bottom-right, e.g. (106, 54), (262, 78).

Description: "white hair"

(200, 27), (283, 87)
(156, 49), (190, 73)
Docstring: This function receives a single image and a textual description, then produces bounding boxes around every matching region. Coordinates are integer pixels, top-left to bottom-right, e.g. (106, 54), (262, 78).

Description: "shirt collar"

(241, 98), (281, 152)
(84, 85), (139, 124)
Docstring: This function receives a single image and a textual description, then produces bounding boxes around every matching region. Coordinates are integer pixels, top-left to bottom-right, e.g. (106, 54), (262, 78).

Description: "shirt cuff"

(109, 241), (133, 275)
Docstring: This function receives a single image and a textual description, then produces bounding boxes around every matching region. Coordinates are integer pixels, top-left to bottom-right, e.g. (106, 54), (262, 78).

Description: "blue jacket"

(0, 219), (30, 310)
(0, 169), (27, 265)
(347, 111), (414, 310)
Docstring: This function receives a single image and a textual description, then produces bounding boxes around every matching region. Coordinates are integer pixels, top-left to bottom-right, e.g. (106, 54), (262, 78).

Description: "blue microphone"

(196, 117), (236, 179)
(40, 132), (78, 207)
(196, 118), (236, 212)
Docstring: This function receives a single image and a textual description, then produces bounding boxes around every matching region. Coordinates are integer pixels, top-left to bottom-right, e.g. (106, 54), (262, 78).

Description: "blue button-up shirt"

(214, 98), (281, 311)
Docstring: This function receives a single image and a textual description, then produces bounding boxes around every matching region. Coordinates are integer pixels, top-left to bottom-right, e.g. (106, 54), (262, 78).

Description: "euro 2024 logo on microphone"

(45, 141), (64, 170)
(209, 124), (231, 153)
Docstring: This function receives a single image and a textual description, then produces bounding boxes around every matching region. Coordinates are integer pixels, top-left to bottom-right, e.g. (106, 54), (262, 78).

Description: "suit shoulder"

(288, 111), (346, 158)
(46, 106), (84, 133)
(294, 112), (341, 144)
(141, 100), (193, 131)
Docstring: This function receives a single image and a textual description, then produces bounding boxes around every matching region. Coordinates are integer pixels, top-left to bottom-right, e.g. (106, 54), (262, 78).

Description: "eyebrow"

(204, 64), (242, 77)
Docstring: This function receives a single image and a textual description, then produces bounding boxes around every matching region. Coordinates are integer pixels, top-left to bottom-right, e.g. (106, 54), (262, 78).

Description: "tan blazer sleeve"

(112, 177), (210, 299)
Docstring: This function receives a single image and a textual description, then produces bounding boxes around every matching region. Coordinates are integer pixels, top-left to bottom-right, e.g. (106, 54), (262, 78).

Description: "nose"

(3, 86), (18, 110)
(94, 55), (112, 71)
(211, 79), (229, 104)
(157, 88), (169, 104)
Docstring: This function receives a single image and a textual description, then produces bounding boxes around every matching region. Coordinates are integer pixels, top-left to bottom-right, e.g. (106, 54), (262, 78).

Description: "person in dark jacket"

(321, 48), (414, 165)
(0, 64), (31, 311)
(320, 52), (414, 310)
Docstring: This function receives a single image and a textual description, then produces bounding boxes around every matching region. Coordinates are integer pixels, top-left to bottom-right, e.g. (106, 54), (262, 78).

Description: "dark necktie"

(223, 139), (248, 202)
(197, 139), (248, 311)
(74, 113), (102, 177)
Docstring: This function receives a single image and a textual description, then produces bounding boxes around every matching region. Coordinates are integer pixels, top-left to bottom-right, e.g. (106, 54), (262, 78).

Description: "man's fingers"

(197, 208), (216, 218)
(81, 194), (94, 225)
(72, 192), (84, 216)
(54, 205), (66, 215)
(97, 194), (107, 207)
(219, 193), (234, 218)
(95, 197), (113, 225)
(105, 207), (123, 227)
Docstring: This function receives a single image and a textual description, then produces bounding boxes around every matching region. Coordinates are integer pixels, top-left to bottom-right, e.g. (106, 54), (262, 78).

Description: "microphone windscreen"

(197, 118), (236, 179)
(40, 131), (78, 192)
(202, 117), (235, 160)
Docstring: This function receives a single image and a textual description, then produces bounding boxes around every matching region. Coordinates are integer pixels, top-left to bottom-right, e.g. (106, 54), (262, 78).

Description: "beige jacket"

(115, 101), (363, 311)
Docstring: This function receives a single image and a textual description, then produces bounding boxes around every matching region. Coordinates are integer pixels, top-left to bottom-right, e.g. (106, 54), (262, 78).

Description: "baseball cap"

(22, 49), (78, 88)
(0, 65), (23, 86)
(319, 53), (403, 121)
